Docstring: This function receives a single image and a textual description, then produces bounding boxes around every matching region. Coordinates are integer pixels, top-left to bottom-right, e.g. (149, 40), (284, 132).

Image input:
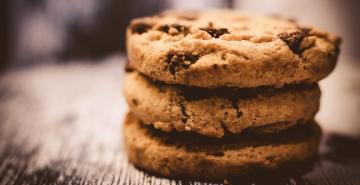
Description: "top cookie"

(126, 10), (341, 88)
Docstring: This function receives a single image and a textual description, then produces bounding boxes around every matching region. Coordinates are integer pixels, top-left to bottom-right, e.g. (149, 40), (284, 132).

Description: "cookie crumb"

(185, 126), (191, 131)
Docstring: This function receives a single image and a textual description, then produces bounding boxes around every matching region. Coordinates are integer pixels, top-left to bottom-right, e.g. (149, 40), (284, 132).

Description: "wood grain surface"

(0, 55), (360, 185)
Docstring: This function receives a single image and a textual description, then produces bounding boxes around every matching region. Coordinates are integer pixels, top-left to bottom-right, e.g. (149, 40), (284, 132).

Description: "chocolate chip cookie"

(126, 10), (341, 88)
(124, 112), (321, 180)
(124, 70), (320, 138)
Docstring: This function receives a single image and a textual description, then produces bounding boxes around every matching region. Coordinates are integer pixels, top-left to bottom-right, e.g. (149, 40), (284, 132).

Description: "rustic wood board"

(0, 55), (360, 185)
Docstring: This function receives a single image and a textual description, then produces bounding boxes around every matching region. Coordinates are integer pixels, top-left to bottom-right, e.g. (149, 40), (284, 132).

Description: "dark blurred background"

(1, 0), (360, 70)
(0, 0), (234, 69)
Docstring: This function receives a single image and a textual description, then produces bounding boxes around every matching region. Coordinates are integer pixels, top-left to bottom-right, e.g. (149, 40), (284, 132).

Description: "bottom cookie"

(123, 113), (321, 180)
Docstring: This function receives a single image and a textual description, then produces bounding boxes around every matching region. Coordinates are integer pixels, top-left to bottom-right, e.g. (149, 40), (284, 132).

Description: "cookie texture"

(124, 113), (321, 180)
(124, 71), (321, 138)
(126, 10), (341, 88)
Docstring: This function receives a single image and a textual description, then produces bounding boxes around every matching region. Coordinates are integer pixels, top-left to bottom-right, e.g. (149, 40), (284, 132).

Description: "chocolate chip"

(164, 53), (199, 75)
(212, 64), (219, 70)
(159, 25), (170, 33)
(132, 99), (138, 106)
(172, 24), (188, 33)
(200, 28), (229, 38)
(278, 31), (305, 54)
(131, 23), (152, 34)
(124, 63), (134, 72)
(158, 24), (189, 34)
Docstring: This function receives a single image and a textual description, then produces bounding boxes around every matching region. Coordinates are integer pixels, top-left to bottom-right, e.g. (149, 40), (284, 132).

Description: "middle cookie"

(124, 70), (320, 138)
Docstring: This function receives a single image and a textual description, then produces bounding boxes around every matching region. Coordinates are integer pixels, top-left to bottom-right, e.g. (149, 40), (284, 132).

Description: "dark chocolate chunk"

(172, 24), (185, 32)
(212, 64), (219, 70)
(132, 99), (138, 106)
(158, 24), (189, 34)
(164, 53), (199, 75)
(278, 31), (305, 54)
(124, 62), (134, 72)
(130, 23), (152, 34)
(200, 28), (229, 38)
(172, 24), (188, 34)
(159, 25), (170, 33)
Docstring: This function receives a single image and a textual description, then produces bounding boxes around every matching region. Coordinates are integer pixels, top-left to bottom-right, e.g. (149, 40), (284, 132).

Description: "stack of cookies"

(123, 10), (341, 180)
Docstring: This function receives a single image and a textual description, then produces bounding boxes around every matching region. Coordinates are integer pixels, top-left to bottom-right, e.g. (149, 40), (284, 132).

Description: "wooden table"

(1, 55), (359, 185)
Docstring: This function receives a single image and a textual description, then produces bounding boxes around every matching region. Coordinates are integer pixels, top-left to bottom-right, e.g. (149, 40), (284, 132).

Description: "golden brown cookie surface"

(124, 70), (321, 138)
(126, 10), (341, 88)
(123, 113), (321, 180)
